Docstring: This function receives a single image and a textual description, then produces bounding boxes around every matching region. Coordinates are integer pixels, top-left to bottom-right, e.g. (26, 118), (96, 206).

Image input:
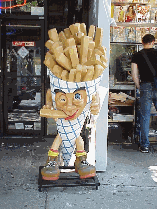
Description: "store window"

(1, 20), (45, 136)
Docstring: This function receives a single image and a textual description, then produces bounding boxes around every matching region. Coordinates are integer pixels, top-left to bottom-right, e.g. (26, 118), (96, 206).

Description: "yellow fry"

(75, 31), (84, 45)
(48, 28), (59, 42)
(64, 28), (72, 39)
(73, 23), (80, 33)
(69, 24), (76, 36)
(53, 46), (64, 58)
(80, 23), (87, 35)
(58, 31), (67, 49)
(44, 55), (57, 70)
(51, 41), (62, 54)
(93, 65), (104, 80)
(97, 46), (107, 56)
(45, 40), (54, 50)
(88, 25), (95, 39)
(83, 66), (94, 81)
(75, 64), (82, 82)
(61, 70), (69, 81)
(55, 53), (72, 71)
(80, 36), (90, 65)
(68, 69), (76, 82)
(65, 38), (76, 47)
(52, 65), (63, 79)
(75, 71), (82, 82)
(69, 47), (80, 68)
(94, 27), (103, 48)
(93, 48), (103, 56)
(64, 47), (71, 59)
(81, 65), (87, 81)
(45, 51), (54, 60)
(87, 49), (93, 61)
(100, 55), (108, 63)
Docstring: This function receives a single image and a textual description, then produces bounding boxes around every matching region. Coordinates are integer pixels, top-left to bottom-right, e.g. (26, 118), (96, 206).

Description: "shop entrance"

(1, 19), (45, 136)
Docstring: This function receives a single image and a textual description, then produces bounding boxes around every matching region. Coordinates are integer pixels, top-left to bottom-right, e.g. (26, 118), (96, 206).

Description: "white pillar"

(95, 0), (110, 171)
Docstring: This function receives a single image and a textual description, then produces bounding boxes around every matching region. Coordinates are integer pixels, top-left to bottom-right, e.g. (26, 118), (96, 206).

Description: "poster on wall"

(113, 26), (127, 42)
(125, 5), (136, 22)
(136, 5), (150, 23)
(136, 27), (150, 43)
(15, 123), (24, 129)
(34, 122), (41, 130)
(125, 27), (136, 43)
(151, 8), (157, 23)
(114, 5), (127, 22)
(25, 124), (34, 130)
(150, 27), (157, 43)
(35, 65), (41, 75)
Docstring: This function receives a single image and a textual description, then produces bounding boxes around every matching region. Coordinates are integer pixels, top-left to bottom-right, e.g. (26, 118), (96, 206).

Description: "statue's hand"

(42, 104), (53, 110)
(90, 92), (100, 115)
(40, 108), (67, 120)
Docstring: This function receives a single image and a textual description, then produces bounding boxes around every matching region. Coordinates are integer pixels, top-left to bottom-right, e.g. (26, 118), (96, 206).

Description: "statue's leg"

(75, 135), (96, 179)
(41, 134), (62, 180)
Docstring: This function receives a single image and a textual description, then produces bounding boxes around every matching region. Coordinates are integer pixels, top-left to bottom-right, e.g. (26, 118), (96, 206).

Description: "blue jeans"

(140, 78), (157, 148)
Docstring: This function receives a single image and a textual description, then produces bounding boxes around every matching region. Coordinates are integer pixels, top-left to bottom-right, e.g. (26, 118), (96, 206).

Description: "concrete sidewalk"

(0, 138), (157, 209)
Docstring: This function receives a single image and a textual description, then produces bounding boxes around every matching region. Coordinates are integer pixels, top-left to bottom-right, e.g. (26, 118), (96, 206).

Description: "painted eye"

(75, 93), (81, 100)
(59, 95), (66, 102)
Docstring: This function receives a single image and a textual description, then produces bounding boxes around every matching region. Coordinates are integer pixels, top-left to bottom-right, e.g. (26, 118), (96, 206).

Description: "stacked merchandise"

(108, 92), (135, 121)
(111, 2), (157, 43)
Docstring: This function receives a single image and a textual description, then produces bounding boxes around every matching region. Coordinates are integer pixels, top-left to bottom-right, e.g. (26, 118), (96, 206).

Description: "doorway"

(1, 19), (45, 136)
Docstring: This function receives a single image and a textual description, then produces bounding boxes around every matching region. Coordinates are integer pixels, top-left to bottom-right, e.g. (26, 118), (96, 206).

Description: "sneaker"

(140, 147), (149, 153)
(41, 156), (60, 180)
(75, 154), (96, 179)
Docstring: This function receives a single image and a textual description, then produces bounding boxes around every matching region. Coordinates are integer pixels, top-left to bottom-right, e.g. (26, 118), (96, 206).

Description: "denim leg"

(140, 83), (152, 148)
(152, 77), (157, 110)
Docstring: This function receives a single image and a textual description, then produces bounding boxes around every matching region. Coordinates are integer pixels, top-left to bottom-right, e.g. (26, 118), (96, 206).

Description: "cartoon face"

(55, 87), (87, 120)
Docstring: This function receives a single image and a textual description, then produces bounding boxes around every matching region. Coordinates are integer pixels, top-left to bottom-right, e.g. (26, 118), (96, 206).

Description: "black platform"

(38, 166), (100, 192)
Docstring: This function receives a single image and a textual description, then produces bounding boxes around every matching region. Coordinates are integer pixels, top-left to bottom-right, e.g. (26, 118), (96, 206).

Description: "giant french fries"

(44, 23), (108, 82)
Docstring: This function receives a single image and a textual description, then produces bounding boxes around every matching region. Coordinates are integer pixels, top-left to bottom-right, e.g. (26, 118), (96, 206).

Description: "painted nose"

(66, 94), (76, 111)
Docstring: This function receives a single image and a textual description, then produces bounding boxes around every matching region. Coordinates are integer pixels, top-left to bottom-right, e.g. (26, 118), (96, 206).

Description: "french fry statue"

(40, 23), (107, 180)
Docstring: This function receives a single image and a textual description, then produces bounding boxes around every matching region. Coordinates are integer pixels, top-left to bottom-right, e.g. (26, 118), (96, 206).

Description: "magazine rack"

(38, 166), (100, 192)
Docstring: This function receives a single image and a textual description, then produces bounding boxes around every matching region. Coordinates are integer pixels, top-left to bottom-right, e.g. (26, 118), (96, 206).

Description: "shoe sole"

(75, 169), (96, 179)
(80, 173), (96, 179)
(140, 150), (149, 153)
(42, 176), (59, 181)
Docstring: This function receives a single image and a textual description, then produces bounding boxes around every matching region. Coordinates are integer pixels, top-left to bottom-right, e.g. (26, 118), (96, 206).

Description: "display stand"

(38, 166), (100, 192)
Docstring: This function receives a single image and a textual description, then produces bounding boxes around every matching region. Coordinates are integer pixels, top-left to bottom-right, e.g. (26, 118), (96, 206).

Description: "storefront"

(108, 0), (157, 145)
(0, 0), (100, 139)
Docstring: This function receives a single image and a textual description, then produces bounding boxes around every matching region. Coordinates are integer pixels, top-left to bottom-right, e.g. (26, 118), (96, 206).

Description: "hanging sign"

(18, 46), (29, 58)
(12, 41), (35, 47)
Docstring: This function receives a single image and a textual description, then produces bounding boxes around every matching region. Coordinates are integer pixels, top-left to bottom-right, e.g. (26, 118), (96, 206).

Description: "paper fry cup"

(48, 69), (102, 166)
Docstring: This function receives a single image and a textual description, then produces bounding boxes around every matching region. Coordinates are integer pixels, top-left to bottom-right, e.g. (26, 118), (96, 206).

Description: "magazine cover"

(113, 26), (127, 42)
(151, 7), (157, 23)
(136, 5), (151, 23)
(150, 27), (157, 43)
(136, 27), (150, 43)
(125, 27), (136, 43)
(125, 5), (136, 22)
(114, 5), (127, 22)
(143, 0), (150, 3)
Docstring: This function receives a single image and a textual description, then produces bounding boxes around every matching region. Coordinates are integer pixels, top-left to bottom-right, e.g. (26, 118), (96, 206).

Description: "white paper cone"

(48, 70), (102, 166)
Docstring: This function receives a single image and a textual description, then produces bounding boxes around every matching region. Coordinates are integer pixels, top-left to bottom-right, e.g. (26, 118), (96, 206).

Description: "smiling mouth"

(65, 110), (79, 120)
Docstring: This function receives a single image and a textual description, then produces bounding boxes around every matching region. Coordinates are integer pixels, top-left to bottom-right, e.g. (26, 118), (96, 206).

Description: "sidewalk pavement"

(0, 138), (157, 209)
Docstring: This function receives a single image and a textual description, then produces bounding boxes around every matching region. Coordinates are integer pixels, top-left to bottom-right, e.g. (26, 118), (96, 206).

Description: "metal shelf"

(108, 119), (134, 122)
